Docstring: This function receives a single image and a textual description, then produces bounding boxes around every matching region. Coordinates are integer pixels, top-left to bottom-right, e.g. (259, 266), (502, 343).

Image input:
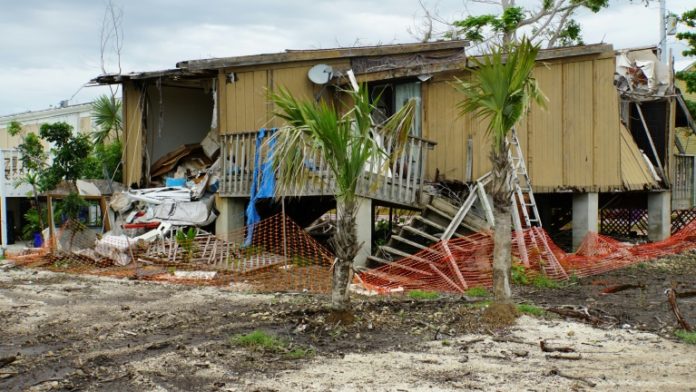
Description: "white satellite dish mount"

(307, 64), (334, 85)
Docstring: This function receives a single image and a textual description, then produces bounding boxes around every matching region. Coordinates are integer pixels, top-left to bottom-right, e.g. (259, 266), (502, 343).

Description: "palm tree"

(269, 85), (416, 311)
(91, 94), (123, 145)
(454, 38), (546, 303)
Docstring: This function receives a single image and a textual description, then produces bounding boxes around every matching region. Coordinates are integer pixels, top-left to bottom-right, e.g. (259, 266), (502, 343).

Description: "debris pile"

(87, 139), (224, 266)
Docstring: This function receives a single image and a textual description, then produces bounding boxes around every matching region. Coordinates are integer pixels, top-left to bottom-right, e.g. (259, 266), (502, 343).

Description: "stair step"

(402, 225), (440, 243)
(414, 215), (447, 232)
(430, 197), (460, 217)
(391, 235), (445, 257)
(361, 268), (429, 286)
(425, 204), (455, 221)
(380, 246), (432, 264)
(366, 255), (433, 276)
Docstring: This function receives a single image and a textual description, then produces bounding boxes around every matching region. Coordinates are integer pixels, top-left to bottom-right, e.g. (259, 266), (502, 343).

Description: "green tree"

(676, 7), (696, 118)
(416, 0), (609, 48)
(39, 122), (92, 221)
(454, 38), (546, 303)
(81, 139), (123, 182)
(269, 86), (416, 311)
(13, 123), (49, 233)
(7, 120), (23, 137)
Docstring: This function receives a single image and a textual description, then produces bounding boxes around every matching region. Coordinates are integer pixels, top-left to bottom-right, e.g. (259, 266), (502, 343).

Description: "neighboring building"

(92, 40), (694, 262)
(676, 61), (696, 102)
(0, 102), (94, 244)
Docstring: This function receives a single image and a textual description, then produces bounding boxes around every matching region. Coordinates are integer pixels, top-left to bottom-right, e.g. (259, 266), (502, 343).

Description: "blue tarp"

(244, 128), (276, 245)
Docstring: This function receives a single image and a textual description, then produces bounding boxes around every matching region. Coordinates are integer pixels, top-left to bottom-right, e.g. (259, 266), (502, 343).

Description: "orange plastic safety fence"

(7, 214), (334, 294)
(358, 221), (696, 294)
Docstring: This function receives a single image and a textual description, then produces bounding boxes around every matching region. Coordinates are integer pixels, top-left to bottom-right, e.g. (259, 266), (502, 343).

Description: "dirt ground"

(1, 254), (696, 392)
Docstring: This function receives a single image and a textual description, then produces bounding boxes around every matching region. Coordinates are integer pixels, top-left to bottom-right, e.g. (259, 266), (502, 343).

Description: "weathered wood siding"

(422, 54), (641, 193)
(219, 61), (349, 134)
(122, 81), (144, 186)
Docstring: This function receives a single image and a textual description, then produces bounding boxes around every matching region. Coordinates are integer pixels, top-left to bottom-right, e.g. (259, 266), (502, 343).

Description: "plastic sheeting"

(245, 128), (276, 245)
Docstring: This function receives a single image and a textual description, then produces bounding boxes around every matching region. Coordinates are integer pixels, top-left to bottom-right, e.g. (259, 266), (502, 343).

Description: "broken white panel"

(95, 235), (132, 266)
(76, 180), (101, 196)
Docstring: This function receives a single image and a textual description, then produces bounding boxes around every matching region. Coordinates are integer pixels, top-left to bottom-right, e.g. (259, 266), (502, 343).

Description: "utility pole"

(0, 149), (7, 256)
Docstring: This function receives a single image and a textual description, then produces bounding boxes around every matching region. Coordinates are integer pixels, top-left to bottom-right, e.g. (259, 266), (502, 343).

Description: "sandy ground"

(1, 260), (696, 391)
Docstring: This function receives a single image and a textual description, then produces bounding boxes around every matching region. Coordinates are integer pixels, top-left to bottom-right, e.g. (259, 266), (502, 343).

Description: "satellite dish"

(308, 64), (333, 85)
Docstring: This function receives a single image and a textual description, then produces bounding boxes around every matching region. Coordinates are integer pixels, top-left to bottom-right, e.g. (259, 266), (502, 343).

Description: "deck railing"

(219, 130), (436, 206)
(673, 154), (696, 209)
(1, 149), (24, 183)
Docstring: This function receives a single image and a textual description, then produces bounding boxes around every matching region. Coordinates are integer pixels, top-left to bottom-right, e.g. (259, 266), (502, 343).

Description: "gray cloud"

(0, 0), (693, 115)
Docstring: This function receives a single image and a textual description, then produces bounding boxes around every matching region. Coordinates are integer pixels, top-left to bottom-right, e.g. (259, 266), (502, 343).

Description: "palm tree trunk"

(490, 148), (513, 303)
(331, 199), (359, 311)
(492, 203), (512, 303)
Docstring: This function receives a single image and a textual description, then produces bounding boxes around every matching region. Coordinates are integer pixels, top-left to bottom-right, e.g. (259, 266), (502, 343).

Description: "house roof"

(91, 41), (615, 86)
(176, 40), (470, 70)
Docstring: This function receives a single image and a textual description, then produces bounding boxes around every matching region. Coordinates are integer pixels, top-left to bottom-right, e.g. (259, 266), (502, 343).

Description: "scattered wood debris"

(666, 288), (693, 332)
(601, 283), (645, 295)
(548, 367), (596, 387)
(540, 340), (575, 353)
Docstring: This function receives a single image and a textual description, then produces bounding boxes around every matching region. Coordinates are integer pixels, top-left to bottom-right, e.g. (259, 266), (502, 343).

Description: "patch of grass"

(675, 330), (696, 344)
(531, 274), (560, 289)
(231, 330), (285, 352)
(511, 263), (529, 285)
(465, 287), (490, 297)
(408, 290), (440, 300)
(441, 340), (451, 346)
(230, 330), (314, 359)
(287, 347), (315, 359)
(517, 303), (545, 316)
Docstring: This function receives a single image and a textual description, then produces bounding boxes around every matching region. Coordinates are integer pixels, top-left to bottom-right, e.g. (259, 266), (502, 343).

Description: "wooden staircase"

(367, 189), (493, 267)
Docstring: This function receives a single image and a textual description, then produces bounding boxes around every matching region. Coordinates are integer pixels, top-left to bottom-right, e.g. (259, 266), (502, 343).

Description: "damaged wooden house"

(91, 39), (695, 267)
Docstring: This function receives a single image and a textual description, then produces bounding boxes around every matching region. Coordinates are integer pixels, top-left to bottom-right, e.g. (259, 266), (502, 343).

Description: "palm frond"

(91, 94), (123, 145)
(454, 37), (546, 152)
(267, 85), (416, 202)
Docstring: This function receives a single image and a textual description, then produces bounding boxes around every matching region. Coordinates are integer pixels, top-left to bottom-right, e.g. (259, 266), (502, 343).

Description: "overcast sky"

(0, 0), (694, 116)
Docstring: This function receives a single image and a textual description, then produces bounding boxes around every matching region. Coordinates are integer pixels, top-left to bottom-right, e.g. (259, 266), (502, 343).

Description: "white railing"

(219, 130), (436, 206)
(1, 149), (24, 183)
(674, 154), (696, 210)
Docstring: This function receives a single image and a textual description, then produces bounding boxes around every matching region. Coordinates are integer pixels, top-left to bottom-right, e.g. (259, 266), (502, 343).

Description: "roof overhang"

(176, 40), (470, 70)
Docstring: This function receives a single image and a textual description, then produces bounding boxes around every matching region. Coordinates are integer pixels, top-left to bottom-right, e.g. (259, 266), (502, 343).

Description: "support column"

(353, 197), (373, 271)
(648, 191), (671, 242)
(572, 192), (598, 251)
(215, 196), (246, 241)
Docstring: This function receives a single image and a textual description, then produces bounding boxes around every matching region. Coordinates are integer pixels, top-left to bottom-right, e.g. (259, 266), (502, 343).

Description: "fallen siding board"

(620, 124), (658, 190)
(123, 82), (144, 185)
